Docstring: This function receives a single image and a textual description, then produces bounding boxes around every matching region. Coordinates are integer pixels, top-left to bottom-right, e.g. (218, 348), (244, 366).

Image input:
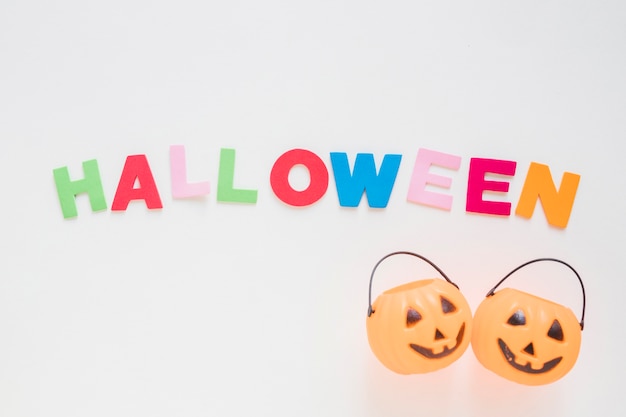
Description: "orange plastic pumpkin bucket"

(471, 258), (586, 385)
(366, 251), (472, 374)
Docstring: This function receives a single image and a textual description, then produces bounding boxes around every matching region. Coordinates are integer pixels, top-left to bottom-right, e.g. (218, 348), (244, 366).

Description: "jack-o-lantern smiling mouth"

(409, 323), (465, 359)
(497, 339), (562, 374)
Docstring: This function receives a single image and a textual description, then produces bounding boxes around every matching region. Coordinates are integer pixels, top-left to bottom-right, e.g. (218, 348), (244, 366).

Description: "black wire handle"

(368, 251), (458, 317)
(486, 258), (586, 330)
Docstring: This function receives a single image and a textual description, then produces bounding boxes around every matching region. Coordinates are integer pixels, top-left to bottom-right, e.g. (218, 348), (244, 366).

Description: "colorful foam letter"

(170, 145), (210, 198)
(515, 162), (580, 228)
(53, 159), (107, 219)
(406, 148), (461, 210)
(216, 148), (258, 204)
(330, 152), (402, 208)
(111, 155), (163, 211)
(466, 158), (517, 216)
(270, 149), (329, 207)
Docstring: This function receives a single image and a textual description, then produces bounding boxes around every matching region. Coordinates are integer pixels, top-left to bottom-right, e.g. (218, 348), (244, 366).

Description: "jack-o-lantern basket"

(366, 251), (472, 375)
(471, 258), (586, 386)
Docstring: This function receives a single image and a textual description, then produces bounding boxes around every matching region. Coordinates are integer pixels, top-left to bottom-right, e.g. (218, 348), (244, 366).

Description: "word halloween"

(52, 146), (581, 228)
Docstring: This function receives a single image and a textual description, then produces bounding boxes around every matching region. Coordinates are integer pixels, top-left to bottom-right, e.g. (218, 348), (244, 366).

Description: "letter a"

(111, 155), (163, 211)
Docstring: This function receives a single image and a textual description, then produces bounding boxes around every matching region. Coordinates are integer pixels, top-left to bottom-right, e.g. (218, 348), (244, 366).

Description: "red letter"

(112, 155), (163, 211)
(270, 149), (329, 207)
(466, 158), (517, 216)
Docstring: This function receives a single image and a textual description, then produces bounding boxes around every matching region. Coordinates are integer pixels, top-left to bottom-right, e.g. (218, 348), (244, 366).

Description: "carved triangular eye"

(407, 308), (422, 327)
(547, 319), (564, 341)
(507, 309), (526, 326)
(441, 297), (457, 314)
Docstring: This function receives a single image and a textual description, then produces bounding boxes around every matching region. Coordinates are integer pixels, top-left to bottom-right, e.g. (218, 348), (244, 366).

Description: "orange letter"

(515, 162), (580, 228)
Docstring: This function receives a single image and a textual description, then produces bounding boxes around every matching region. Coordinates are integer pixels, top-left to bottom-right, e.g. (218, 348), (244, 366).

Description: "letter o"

(270, 149), (329, 207)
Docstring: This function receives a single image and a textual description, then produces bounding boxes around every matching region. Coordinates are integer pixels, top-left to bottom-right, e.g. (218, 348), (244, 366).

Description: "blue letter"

(330, 153), (402, 208)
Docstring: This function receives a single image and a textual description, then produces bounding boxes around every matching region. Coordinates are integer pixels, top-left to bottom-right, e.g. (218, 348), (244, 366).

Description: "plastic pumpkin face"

(471, 288), (582, 385)
(367, 278), (472, 374)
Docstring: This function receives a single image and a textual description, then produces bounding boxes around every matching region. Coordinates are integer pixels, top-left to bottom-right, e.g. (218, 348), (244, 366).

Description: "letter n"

(515, 162), (580, 228)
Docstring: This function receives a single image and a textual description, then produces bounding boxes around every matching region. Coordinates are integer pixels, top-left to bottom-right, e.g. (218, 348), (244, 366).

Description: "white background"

(1, 1), (625, 416)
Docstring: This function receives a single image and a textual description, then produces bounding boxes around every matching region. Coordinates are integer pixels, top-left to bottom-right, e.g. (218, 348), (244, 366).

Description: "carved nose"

(523, 343), (535, 356)
(435, 329), (445, 340)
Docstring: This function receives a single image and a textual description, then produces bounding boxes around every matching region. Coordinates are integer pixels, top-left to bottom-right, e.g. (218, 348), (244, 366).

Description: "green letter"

(53, 159), (107, 218)
(217, 148), (257, 203)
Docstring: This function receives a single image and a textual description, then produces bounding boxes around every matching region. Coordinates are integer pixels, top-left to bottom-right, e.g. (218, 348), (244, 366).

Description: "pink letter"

(170, 145), (211, 198)
(466, 158), (517, 216)
(407, 148), (461, 210)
